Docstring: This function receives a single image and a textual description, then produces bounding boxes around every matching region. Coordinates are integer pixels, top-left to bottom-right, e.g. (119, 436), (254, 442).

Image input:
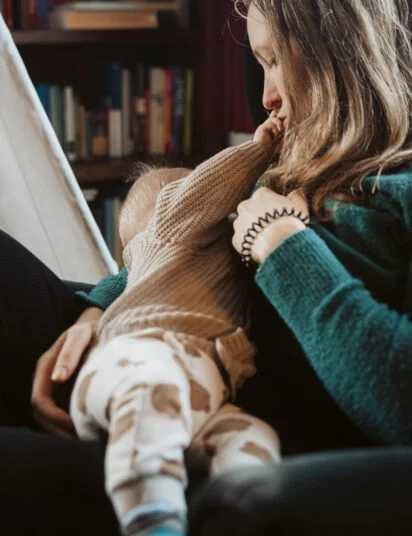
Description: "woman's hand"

(231, 187), (309, 264)
(31, 306), (103, 438)
(253, 114), (285, 155)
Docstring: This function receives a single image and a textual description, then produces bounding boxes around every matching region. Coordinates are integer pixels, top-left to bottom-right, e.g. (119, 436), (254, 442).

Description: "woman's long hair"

(236, 0), (412, 218)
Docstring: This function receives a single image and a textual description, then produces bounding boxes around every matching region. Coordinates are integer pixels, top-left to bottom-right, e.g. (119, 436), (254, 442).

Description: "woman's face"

(247, 4), (289, 124)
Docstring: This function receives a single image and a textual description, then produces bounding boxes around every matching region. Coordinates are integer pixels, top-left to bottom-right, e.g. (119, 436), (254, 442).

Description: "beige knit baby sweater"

(97, 142), (269, 391)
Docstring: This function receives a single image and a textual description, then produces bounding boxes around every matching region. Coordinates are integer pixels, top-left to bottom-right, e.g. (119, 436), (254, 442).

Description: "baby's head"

(119, 164), (192, 246)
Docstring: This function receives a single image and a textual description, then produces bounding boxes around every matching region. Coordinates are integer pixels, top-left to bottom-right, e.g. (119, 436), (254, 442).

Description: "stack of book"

(35, 61), (194, 161)
(2, 0), (183, 31)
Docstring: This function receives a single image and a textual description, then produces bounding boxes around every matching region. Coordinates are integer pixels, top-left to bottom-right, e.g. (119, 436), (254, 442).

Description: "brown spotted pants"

(70, 333), (280, 531)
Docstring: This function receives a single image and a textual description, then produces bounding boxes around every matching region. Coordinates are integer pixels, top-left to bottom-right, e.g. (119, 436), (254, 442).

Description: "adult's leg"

(0, 230), (84, 426)
(0, 427), (118, 536)
(188, 447), (412, 536)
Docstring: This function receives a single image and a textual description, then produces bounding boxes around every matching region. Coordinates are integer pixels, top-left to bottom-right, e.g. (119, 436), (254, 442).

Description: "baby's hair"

(119, 163), (192, 245)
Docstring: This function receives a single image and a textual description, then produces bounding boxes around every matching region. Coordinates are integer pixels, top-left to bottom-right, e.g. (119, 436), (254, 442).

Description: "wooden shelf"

(12, 28), (196, 46)
(72, 154), (202, 185)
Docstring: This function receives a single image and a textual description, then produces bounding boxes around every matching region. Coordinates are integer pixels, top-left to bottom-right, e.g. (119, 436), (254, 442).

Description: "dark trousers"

(0, 230), (118, 535)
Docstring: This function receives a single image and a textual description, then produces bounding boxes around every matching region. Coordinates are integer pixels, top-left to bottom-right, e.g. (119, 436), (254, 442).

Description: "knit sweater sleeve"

(153, 141), (268, 244)
(255, 229), (412, 445)
(75, 266), (128, 310)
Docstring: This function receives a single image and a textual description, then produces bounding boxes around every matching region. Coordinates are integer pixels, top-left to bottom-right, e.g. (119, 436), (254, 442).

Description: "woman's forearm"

(75, 306), (104, 324)
(256, 229), (412, 445)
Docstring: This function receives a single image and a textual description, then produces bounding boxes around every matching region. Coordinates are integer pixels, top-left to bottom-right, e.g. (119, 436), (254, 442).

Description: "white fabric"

(0, 14), (117, 282)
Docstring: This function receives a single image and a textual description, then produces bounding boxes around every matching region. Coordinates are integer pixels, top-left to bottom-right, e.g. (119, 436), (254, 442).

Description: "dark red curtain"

(200, 0), (255, 139)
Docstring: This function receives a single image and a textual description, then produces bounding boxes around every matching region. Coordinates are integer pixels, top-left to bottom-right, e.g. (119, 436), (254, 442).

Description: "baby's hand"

(253, 115), (285, 155)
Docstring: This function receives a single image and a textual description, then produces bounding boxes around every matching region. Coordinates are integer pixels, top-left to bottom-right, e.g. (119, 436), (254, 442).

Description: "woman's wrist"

(253, 216), (307, 264)
(76, 306), (104, 325)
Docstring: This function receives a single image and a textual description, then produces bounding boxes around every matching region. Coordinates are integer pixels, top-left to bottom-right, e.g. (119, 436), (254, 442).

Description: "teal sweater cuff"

(75, 266), (128, 310)
(255, 229), (354, 328)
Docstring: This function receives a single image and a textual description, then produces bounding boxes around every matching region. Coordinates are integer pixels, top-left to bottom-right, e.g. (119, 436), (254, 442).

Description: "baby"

(70, 121), (281, 536)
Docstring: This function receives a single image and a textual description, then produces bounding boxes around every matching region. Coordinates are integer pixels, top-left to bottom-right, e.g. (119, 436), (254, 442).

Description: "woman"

(1, 0), (412, 533)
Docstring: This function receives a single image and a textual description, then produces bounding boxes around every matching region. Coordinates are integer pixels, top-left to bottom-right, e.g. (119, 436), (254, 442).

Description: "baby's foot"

(123, 511), (185, 536)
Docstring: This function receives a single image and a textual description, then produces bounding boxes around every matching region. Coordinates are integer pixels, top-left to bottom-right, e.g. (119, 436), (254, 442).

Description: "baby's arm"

(153, 119), (280, 244)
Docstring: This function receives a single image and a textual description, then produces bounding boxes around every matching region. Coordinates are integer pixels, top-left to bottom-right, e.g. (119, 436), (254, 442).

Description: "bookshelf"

(6, 1), (205, 266)
(73, 153), (201, 185)
(12, 28), (196, 45)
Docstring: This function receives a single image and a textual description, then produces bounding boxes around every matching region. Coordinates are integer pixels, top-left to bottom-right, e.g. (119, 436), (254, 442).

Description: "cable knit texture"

(93, 142), (269, 390)
(256, 167), (412, 444)
(77, 164), (412, 445)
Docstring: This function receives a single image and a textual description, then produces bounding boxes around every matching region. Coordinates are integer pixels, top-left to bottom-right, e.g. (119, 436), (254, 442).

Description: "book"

(131, 62), (146, 154)
(121, 68), (133, 157)
(183, 69), (193, 155)
(91, 110), (108, 157)
(109, 109), (122, 158)
(2, 0), (14, 29)
(53, 1), (182, 12)
(171, 66), (184, 155)
(22, 0), (40, 29)
(49, 9), (158, 29)
(49, 85), (64, 145)
(35, 84), (50, 118)
(149, 67), (165, 155)
(164, 68), (172, 154)
(113, 196), (123, 268)
(63, 86), (76, 161)
(103, 197), (115, 255)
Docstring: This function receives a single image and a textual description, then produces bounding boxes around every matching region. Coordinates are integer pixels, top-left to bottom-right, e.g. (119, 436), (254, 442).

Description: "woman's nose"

(262, 82), (282, 114)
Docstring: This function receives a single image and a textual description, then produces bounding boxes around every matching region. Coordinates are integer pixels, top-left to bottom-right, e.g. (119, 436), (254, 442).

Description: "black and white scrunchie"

(240, 207), (310, 268)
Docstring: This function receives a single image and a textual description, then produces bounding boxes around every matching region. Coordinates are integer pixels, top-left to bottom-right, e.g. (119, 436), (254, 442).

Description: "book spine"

(149, 67), (165, 156)
(183, 69), (193, 155)
(131, 62), (146, 155)
(38, 0), (49, 28)
(121, 68), (133, 157)
(78, 103), (87, 160)
(108, 109), (122, 158)
(35, 84), (50, 118)
(103, 197), (115, 257)
(108, 61), (122, 110)
(113, 196), (123, 268)
(3, 0), (14, 28)
(49, 85), (63, 145)
(13, 0), (23, 29)
(145, 85), (151, 155)
(85, 111), (93, 159)
(64, 86), (76, 162)
(74, 97), (81, 158)
(164, 68), (173, 155)
(24, 0), (39, 29)
(91, 110), (108, 158)
(171, 67), (184, 155)
(52, 10), (159, 30)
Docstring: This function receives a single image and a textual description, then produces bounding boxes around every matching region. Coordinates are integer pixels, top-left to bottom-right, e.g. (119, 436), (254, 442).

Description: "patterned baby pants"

(70, 331), (280, 533)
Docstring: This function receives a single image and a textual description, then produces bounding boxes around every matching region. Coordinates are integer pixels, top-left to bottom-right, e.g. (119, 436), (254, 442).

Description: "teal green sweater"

(77, 166), (412, 446)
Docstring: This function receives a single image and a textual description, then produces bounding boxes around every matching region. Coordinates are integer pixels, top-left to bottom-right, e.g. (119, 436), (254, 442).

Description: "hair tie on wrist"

(240, 207), (310, 268)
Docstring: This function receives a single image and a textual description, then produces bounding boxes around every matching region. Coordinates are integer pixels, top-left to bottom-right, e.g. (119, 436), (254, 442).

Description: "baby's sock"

(143, 529), (182, 536)
(123, 511), (185, 536)
(116, 475), (186, 536)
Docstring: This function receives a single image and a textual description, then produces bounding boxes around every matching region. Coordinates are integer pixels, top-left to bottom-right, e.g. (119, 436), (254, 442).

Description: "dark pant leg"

(188, 447), (412, 536)
(0, 427), (118, 536)
(0, 230), (84, 426)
